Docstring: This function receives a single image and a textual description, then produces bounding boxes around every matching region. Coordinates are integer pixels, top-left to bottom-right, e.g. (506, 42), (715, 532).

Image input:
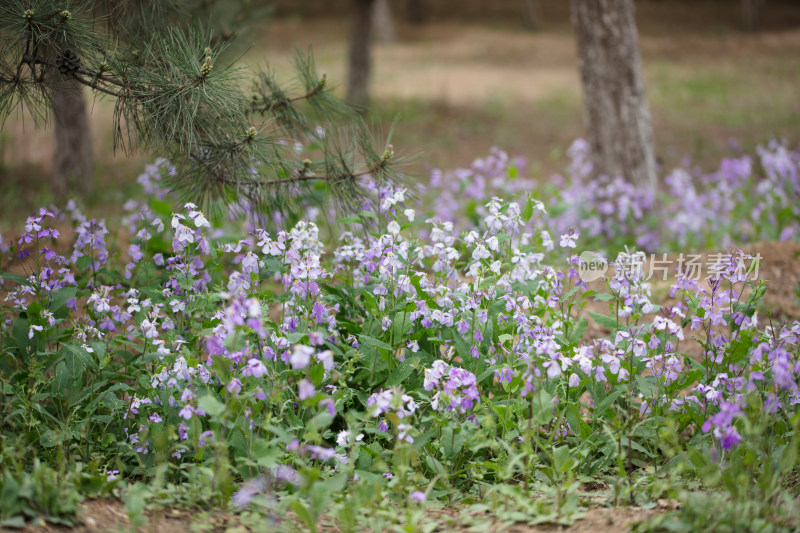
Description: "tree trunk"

(741, 0), (765, 32)
(406, 0), (426, 25)
(522, 0), (544, 30)
(571, 0), (656, 189)
(373, 0), (397, 43)
(52, 78), (93, 197)
(347, 0), (375, 110)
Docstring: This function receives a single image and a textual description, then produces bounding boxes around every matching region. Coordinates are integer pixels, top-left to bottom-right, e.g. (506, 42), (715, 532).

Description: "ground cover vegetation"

(1, 137), (799, 531)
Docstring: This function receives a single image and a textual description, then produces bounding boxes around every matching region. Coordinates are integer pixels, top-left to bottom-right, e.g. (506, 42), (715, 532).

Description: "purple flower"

(409, 491), (426, 503)
(232, 477), (267, 509)
(198, 430), (214, 447)
(719, 426), (742, 451)
(242, 358), (267, 378)
(178, 422), (188, 441)
(227, 378), (242, 396)
(308, 445), (336, 462)
(425, 361), (480, 414)
(298, 379), (315, 400)
(494, 368), (514, 384)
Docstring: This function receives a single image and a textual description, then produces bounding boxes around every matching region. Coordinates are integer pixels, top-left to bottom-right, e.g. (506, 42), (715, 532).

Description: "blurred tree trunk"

(373, 0), (396, 42)
(522, 0), (544, 30)
(406, 0), (426, 25)
(571, 0), (656, 189)
(347, 0), (375, 110)
(741, 0), (765, 31)
(52, 78), (93, 198)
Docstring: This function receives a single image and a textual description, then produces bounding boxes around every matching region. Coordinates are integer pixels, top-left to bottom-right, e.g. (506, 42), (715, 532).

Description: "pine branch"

(251, 74), (327, 115)
(0, 0), (408, 218)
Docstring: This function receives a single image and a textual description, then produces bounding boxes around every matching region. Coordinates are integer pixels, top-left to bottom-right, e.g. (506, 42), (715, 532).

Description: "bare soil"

(2, 496), (671, 533)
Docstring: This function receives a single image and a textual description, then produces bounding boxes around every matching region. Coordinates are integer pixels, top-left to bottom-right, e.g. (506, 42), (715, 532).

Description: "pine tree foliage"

(0, 0), (405, 217)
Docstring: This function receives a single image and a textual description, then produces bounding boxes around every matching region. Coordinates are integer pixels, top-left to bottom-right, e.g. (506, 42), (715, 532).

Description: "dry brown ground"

(1, 496), (672, 533)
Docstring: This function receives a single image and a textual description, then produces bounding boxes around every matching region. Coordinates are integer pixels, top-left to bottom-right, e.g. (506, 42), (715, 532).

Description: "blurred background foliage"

(1, 0), (799, 225)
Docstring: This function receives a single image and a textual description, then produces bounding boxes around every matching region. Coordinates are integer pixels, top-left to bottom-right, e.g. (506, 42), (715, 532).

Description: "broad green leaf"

(64, 343), (96, 376)
(1, 272), (34, 287)
(588, 311), (619, 330)
(592, 389), (624, 420)
(198, 393), (225, 418)
(387, 358), (416, 386)
(358, 334), (391, 352)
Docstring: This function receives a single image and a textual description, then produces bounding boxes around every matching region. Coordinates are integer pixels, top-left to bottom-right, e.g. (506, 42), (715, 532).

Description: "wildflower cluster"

(1, 141), (798, 529)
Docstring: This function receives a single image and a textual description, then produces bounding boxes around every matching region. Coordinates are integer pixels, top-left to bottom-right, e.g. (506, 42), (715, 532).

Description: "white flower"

(403, 208), (415, 222)
(472, 244), (491, 261)
(541, 230), (554, 250)
(387, 220), (401, 236)
(317, 350), (334, 372)
(28, 324), (43, 339)
(559, 229), (580, 248)
(190, 210), (210, 228)
(241, 252), (260, 274)
(169, 299), (186, 313)
(290, 345), (314, 370)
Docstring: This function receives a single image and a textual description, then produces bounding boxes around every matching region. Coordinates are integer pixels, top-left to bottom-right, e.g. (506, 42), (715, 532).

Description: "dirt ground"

(2, 496), (671, 533)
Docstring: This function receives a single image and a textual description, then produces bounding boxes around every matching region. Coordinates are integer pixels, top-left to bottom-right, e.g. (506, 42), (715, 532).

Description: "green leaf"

(592, 389), (624, 420)
(286, 332), (306, 344)
(309, 362), (325, 387)
(49, 286), (77, 314)
(198, 393), (225, 418)
(149, 199), (174, 218)
(553, 445), (575, 473)
(63, 343), (96, 376)
(442, 426), (468, 458)
(387, 358), (416, 386)
(521, 197), (534, 221)
(289, 499), (316, 533)
(477, 367), (496, 385)
(40, 429), (62, 448)
(498, 333), (514, 345)
(52, 361), (72, 398)
(449, 328), (473, 361)
(1, 272), (34, 287)
(392, 312), (412, 343)
(358, 334), (391, 352)
(593, 292), (616, 302)
(568, 317), (588, 344)
(75, 256), (93, 271)
(588, 311), (618, 331)
(253, 441), (281, 467)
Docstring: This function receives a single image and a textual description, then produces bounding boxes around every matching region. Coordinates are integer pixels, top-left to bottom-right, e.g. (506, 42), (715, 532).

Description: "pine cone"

(56, 49), (81, 75)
